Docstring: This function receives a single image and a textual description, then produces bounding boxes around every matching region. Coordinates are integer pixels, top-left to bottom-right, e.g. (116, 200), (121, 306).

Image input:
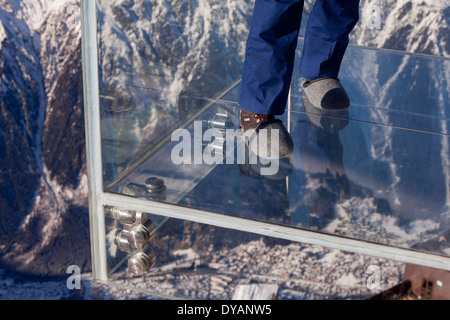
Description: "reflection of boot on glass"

(298, 94), (350, 229)
(239, 141), (294, 181)
(239, 0), (359, 153)
(302, 92), (350, 133)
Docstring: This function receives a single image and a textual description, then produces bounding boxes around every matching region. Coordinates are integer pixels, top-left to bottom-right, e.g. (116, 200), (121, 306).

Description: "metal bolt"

(114, 208), (137, 225)
(106, 206), (137, 225)
(145, 177), (166, 193)
(123, 183), (150, 198)
(128, 247), (156, 276)
(209, 113), (231, 130)
(114, 230), (133, 253)
(127, 218), (157, 249)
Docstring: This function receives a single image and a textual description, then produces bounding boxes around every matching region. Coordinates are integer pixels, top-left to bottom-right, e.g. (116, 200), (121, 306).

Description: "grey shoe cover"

(303, 77), (350, 110)
(241, 120), (294, 160)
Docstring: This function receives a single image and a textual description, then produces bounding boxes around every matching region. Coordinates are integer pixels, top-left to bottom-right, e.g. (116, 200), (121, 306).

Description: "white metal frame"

(81, 0), (450, 285)
(81, 0), (108, 281)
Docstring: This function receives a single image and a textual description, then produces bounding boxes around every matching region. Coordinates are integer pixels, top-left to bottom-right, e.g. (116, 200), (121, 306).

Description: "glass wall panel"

(104, 206), (410, 300)
(96, 0), (253, 186)
(290, 43), (450, 135)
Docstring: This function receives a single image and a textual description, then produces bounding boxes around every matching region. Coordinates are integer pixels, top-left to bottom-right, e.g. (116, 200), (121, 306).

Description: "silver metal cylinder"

(108, 207), (137, 225)
(208, 113), (230, 130)
(128, 247), (156, 276)
(127, 218), (157, 249)
(114, 230), (133, 253)
(204, 136), (226, 157)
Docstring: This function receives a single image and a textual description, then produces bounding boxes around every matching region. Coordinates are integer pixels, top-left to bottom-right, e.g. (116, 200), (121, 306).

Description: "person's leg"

(239, 0), (304, 116)
(300, 0), (360, 80)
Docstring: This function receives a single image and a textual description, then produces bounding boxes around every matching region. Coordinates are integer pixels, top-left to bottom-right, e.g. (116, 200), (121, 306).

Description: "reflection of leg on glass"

(238, 146), (293, 223)
(297, 95), (350, 229)
(239, 141), (294, 180)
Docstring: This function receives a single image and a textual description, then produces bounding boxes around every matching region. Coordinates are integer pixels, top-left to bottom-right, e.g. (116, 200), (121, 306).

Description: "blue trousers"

(240, 0), (360, 115)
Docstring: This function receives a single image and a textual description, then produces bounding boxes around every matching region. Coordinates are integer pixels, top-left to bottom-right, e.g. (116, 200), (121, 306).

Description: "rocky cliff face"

(0, 0), (90, 276)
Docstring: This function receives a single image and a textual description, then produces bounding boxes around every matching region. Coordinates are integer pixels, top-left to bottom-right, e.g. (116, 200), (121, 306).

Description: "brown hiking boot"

(240, 110), (276, 132)
(239, 109), (294, 160)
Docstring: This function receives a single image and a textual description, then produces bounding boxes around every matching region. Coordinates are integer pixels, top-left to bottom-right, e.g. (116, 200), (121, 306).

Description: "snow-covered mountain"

(0, 0), (448, 295)
(0, 0), (89, 276)
(353, 0), (450, 57)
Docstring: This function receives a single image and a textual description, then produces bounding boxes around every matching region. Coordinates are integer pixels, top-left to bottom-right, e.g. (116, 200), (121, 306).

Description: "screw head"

(128, 227), (150, 249)
(112, 208), (137, 225)
(145, 177), (166, 193)
(114, 230), (132, 253)
(127, 219), (157, 248)
(128, 251), (156, 276)
(128, 255), (149, 276)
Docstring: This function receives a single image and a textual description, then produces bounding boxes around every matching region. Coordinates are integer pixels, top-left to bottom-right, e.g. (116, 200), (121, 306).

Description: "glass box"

(81, 0), (450, 299)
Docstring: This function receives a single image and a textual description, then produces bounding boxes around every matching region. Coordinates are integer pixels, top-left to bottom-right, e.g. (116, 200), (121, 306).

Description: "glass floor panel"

(104, 208), (406, 300)
(104, 99), (450, 257)
(101, 43), (450, 261)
